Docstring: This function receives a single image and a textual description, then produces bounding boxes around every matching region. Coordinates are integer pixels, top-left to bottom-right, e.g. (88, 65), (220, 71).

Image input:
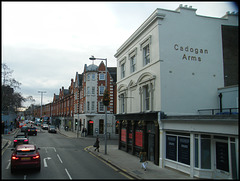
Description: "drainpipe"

(218, 93), (223, 113)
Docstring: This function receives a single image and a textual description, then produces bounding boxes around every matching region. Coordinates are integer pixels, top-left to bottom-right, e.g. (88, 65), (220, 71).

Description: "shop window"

(128, 125), (132, 144)
(135, 130), (143, 147)
(121, 128), (126, 142)
(99, 119), (104, 134)
(178, 137), (190, 165)
(166, 133), (190, 165)
(201, 135), (211, 169)
(231, 142), (237, 179)
(195, 135), (199, 168)
(166, 135), (177, 161)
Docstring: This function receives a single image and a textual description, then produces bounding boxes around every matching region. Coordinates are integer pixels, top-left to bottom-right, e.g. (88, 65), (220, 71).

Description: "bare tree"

(1, 63), (25, 113)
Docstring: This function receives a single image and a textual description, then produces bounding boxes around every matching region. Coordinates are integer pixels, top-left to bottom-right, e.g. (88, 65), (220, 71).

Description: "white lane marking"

(65, 168), (72, 180)
(6, 160), (11, 169)
(57, 154), (63, 163)
(43, 157), (51, 167)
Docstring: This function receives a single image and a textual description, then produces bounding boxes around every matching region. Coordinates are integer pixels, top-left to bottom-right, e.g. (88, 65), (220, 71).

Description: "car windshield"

(16, 150), (36, 155)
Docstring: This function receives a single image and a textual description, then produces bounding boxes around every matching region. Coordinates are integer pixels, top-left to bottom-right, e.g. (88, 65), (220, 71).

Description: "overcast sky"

(2, 1), (238, 107)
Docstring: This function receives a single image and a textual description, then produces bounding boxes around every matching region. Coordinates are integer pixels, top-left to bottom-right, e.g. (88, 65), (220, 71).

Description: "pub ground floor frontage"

(116, 112), (239, 179)
(116, 112), (161, 165)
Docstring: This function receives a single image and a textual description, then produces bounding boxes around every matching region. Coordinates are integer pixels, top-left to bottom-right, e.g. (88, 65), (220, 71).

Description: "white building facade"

(115, 5), (238, 179)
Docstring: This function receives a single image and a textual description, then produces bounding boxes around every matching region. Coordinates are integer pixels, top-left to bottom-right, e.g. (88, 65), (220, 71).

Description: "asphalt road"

(1, 126), (127, 180)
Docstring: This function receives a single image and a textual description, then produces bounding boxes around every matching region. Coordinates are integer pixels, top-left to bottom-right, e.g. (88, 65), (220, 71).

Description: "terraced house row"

(33, 61), (118, 138)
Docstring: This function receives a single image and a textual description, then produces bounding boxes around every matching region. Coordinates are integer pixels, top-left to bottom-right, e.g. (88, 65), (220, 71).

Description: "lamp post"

(89, 55), (108, 155)
(38, 91), (46, 118)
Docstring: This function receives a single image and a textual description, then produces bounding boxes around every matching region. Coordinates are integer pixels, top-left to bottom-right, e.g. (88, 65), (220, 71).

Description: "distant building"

(74, 62), (117, 138)
(115, 5), (238, 179)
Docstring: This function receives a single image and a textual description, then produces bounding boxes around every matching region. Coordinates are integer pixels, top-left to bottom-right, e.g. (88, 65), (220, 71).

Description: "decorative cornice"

(114, 10), (165, 58)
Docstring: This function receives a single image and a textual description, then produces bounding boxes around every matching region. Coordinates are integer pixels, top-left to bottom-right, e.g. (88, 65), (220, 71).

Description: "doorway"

(88, 120), (93, 135)
(214, 138), (230, 179)
(148, 134), (155, 162)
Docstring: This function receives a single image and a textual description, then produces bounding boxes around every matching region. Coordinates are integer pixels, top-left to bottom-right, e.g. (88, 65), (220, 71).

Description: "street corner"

(84, 145), (93, 152)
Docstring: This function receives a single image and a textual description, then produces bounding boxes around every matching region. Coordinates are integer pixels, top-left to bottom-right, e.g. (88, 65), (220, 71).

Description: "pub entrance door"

(148, 134), (155, 162)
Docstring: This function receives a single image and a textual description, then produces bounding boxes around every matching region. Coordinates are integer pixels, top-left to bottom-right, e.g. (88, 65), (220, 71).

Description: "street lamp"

(38, 91), (46, 118)
(89, 55), (108, 155)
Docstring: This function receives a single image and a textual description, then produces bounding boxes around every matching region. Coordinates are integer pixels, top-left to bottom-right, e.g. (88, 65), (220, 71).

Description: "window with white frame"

(119, 93), (125, 113)
(87, 73), (91, 81)
(130, 54), (136, 73)
(92, 86), (95, 95)
(121, 63), (125, 79)
(99, 73), (105, 80)
(143, 85), (150, 111)
(87, 101), (90, 111)
(119, 57), (126, 79)
(99, 101), (104, 112)
(99, 86), (105, 95)
(166, 132), (190, 165)
(140, 35), (151, 66)
(92, 73), (95, 81)
(91, 101), (95, 111)
(129, 48), (137, 73)
(87, 87), (90, 95)
(143, 44), (150, 66)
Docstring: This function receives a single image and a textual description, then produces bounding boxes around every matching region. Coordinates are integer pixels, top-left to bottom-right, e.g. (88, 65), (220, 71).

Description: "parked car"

(13, 133), (29, 147)
(21, 126), (29, 133)
(11, 144), (41, 173)
(48, 125), (57, 133)
(27, 127), (37, 136)
(42, 124), (48, 130)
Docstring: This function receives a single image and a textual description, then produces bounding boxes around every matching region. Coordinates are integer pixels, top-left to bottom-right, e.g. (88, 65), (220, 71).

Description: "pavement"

(2, 128), (194, 179)
(58, 129), (194, 180)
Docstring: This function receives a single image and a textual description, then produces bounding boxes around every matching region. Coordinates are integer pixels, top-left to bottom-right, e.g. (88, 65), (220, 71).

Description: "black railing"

(198, 108), (239, 115)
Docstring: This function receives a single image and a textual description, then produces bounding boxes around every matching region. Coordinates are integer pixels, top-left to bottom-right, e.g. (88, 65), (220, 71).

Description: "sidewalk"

(1, 128), (19, 150)
(58, 129), (194, 179)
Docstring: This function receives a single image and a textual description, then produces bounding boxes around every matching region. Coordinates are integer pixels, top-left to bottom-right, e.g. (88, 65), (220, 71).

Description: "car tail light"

(12, 156), (19, 160)
(24, 140), (28, 142)
(28, 129), (30, 131)
(14, 140), (17, 142)
(33, 155), (40, 159)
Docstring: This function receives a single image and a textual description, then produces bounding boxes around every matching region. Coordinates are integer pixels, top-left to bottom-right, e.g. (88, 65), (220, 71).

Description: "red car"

(11, 144), (41, 173)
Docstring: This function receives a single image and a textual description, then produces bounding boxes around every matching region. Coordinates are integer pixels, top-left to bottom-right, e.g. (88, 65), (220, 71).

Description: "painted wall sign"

(174, 44), (208, 62)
